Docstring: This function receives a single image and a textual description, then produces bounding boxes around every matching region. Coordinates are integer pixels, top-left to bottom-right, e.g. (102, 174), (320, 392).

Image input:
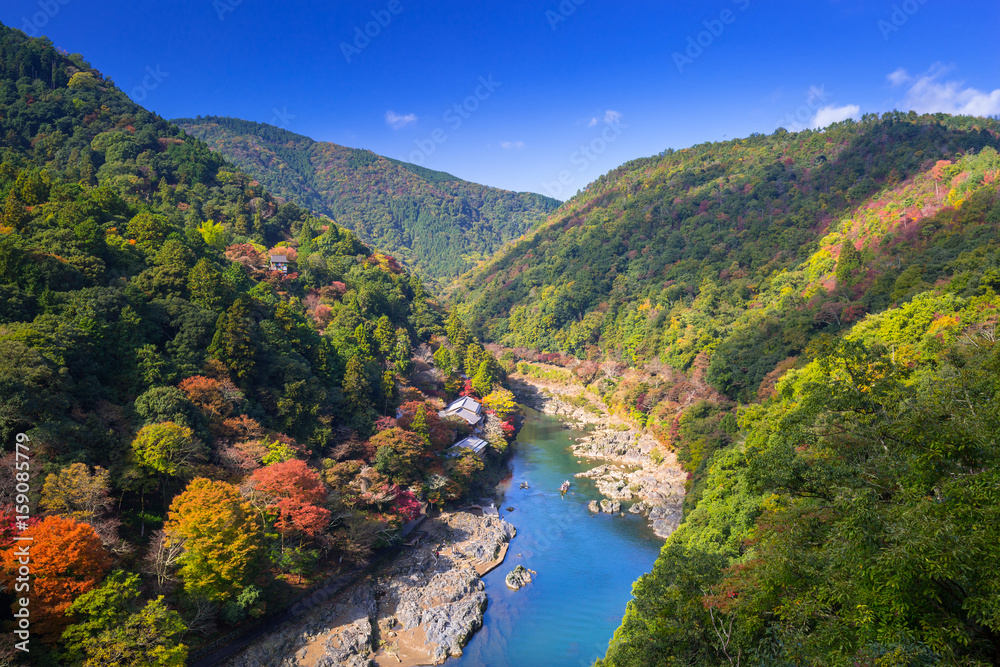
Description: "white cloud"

(500, 140), (525, 150)
(890, 64), (1000, 116)
(385, 110), (417, 130)
(887, 67), (911, 87)
(588, 110), (623, 127)
(811, 104), (861, 129)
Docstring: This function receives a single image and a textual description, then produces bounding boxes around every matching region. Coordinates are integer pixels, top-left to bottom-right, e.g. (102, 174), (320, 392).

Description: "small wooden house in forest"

(269, 255), (288, 273)
(439, 396), (483, 427)
(449, 436), (489, 458)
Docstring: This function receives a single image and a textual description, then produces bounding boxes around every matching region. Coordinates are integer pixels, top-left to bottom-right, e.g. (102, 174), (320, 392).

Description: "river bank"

(225, 510), (515, 667)
(509, 376), (686, 539)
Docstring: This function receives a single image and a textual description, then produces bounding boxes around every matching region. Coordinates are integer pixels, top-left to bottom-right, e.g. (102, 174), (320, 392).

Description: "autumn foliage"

(248, 460), (331, 537)
(1, 516), (111, 641)
(164, 478), (264, 602)
(394, 401), (454, 449)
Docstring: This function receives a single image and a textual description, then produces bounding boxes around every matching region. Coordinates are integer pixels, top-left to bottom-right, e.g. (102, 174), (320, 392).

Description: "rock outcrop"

(505, 565), (535, 591)
(510, 375), (687, 539)
(599, 499), (622, 514)
(574, 430), (686, 537)
(225, 511), (515, 667)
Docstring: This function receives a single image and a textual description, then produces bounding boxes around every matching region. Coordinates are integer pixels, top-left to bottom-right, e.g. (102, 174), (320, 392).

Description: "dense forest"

(0, 24), (517, 666)
(4, 12), (1000, 666)
(173, 116), (560, 283)
(445, 114), (1000, 663)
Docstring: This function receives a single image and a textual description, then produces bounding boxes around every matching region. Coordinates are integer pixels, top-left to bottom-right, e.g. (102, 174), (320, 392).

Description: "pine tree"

(187, 259), (227, 311)
(1, 190), (27, 230)
(342, 355), (375, 436)
(209, 296), (258, 386)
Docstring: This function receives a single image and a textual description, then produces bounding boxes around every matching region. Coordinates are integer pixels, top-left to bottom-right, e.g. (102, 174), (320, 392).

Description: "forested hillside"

(173, 116), (560, 282)
(0, 24), (514, 665)
(446, 115), (1000, 664)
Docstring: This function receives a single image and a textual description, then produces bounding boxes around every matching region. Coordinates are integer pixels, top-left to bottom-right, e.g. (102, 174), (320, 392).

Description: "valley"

(2, 9), (1000, 667)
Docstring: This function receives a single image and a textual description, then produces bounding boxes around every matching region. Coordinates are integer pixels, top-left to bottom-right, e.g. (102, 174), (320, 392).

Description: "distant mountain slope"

(173, 116), (560, 281)
(451, 113), (1000, 401)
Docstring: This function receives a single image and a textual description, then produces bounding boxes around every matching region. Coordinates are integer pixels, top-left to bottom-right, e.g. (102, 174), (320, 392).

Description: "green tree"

(73, 597), (187, 667)
(131, 422), (205, 478)
(1, 190), (28, 229)
(471, 355), (502, 397)
(187, 259), (228, 311)
(61, 570), (142, 662)
(446, 311), (472, 358)
(209, 296), (258, 386)
(463, 343), (484, 377)
(374, 315), (395, 358)
(342, 355), (376, 436)
(198, 219), (229, 251)
(126, 211), (174, 251)
(835, 238), (863, 291)
(433, 345), (454, 376)
(410, 403), (431, 446)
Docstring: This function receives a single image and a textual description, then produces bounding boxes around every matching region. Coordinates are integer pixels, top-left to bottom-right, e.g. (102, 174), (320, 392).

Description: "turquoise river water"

(445, 408), (664, 667)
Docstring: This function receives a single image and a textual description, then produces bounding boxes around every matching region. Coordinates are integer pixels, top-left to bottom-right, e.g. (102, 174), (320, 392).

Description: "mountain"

(0, 24), (514, 663)
(172, 116), (561, 282)
(452, 113), (1000, 401)
(445, 113), (1000, 664)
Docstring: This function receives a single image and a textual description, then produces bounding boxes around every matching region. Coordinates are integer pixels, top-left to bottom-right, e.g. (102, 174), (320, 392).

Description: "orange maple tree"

(248, 460), (330, 537)
(1, 516), (111, 641)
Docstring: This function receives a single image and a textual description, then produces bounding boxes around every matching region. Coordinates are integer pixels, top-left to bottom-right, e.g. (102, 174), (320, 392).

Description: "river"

(445, 408), (664, 667)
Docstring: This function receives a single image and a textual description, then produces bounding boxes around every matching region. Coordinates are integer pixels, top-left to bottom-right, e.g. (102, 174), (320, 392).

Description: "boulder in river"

(600, 499), (622, 514)
(588, 500), (601, 513)
(629, 501), (649, 515)
(505, 565), (535, 591)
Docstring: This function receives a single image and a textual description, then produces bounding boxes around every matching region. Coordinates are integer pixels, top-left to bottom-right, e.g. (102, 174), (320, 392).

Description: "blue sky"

(4, 0), (1000, 199)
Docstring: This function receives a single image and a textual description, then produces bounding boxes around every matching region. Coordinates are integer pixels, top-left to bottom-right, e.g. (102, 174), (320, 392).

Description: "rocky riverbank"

(226, 510), (515, 667)
(510, 375), (686, 539)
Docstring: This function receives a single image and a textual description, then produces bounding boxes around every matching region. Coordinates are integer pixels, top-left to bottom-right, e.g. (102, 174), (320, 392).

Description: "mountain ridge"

(173, 115), (561, 283)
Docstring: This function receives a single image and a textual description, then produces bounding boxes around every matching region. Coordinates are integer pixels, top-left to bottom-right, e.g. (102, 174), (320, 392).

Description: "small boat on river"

(560, 480), (571, 493)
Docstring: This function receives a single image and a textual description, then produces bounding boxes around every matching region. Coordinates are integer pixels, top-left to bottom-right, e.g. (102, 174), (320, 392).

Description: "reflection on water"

(446, 409), (663, 667)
